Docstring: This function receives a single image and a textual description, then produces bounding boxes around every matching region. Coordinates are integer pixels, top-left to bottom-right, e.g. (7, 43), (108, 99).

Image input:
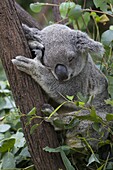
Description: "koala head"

(40, 24), (104, 82)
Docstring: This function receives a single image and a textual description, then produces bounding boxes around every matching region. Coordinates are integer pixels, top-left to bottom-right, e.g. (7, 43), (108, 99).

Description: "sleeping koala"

(12, 24), (112, 149)
(12, 24), (108, 105)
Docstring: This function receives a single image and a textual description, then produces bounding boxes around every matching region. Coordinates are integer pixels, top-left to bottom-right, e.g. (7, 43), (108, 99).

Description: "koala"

(12, 24), (108, 106)
(12, 24), (112, 150)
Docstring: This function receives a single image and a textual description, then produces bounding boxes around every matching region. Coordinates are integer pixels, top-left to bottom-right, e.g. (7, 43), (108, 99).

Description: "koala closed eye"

(68, 56), (75, 63)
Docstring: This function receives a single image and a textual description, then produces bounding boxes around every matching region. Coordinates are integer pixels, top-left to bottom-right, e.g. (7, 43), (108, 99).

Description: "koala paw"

(28, 40), (44, 51)
(12, 56), (35, 74)
(41, 103), (55, 116)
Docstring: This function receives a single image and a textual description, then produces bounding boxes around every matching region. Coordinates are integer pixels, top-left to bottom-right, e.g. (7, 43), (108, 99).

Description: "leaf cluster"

(0, 80), (33, 170)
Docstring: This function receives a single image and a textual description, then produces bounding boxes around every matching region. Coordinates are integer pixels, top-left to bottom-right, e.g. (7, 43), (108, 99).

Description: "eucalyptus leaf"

(0, 97), (6, 110)
(77, 92), (88, 103)
(60, 150), (75, 170)
(106, 113), (113, 121)
(30, 124), (40, 134)
(43, 146), (61, 153)
(30, 3), (45, 13)
(90, 107), (102, 122)
(66, 95), (74, 101)
(101, 30), (113, 46)
(0, 133), (4, 140)
(27, 107), (36, 116)
(2, 152), (16, 169)
(59, 2), (75, 19)
(108, 86), (113, 99)
(92, 122), (101, 132)
(110, 25), (113, 30)
(99, 14), (109, 23)
(20, 147), (31, 157)
(0, 124), (11, 132)
(0, 138), (15, 152)
(43, 145), (70, 153)
(97, 164), (105, 170)
(87, 153), (100, 166)
(105, 99), (113, 106)
(53, 119), (65, 129)
(12, 132), (25, 148)
(68, 5), (82, 20)
(93, 0), (108, 12)
(43, 146), (74, 170)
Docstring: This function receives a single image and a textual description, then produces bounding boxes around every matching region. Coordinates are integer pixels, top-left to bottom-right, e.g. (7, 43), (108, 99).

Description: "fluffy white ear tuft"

(72, 30), (105, 57)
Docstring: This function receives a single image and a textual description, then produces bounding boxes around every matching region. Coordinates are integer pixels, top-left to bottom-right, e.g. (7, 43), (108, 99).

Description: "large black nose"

(55, 64), (68, 81)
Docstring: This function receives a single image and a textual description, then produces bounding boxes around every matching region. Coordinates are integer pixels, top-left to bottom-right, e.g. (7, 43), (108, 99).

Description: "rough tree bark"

(0, 1), (65, 170)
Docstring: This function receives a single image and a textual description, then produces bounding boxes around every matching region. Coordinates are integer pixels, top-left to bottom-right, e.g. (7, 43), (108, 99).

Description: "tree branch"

(15, 2), (41, 29)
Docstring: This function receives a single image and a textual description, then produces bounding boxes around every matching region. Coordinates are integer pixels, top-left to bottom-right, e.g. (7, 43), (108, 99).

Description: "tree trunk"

(52, 0), (65, 22)
(0, 1), (65, 170)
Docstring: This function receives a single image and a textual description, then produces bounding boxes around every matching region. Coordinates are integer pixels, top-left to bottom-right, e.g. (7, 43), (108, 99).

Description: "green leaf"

(65, 118), (80, 130)
(2, 152), (16, 169)
(66, 95), (74, 101)
(87, 153), (100, 166)
(77, 92), (89, 103)
(107, 76), (113, 99)
(30, 2), (45, 13)
(59, 2), (75, 19)
(20, 147), (31, 157)
(107, 76), (113, 85)
(76, 107), (102, 122)
(30, 124), (40, 134)
(106, 113), (113, 121)
(53, 119), (65, 129)
(90, 107), (101, 122)
(74, 12), (90, 30)
(43, 146), (74, 170)
(93, 0), (108, 12)
(106, 162), (113, 169)
(105, 99), (113, 106)
(68, 5), (82, 20)
(97, 164), (105, 170)
(12, 132), (25, 148)
(0, 124), (11, 132)
(110, 25), (113, 30)
(27, 107), (36, 116)
(0, 138), (15, 152)
(92, 122), (101, 132)
(0, 133), (4, 140)
(43, 146), (61, 153)
(99, 14), (109, 23)
(108, 85), (113, 99)
(43, 145), (70, 153)
(101, 30), (113, 46)
(60, 150), (75, 170)
(48, 101), (67, 119)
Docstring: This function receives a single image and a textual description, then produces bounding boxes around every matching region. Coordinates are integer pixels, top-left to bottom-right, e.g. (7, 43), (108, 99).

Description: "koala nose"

(55, 64), (68, 81)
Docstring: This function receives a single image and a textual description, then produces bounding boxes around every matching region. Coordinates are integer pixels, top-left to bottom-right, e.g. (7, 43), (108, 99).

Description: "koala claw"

(12, 56), (34, 73)
(41, 103), (57, 116)
(28, 40), (44, 51)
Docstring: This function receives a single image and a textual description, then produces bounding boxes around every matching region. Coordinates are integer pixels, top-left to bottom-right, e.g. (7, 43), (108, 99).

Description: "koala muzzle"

(55, 64), (68, 81)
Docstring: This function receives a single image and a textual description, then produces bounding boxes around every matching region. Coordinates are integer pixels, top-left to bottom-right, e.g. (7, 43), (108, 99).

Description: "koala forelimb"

(12, 24), (113, 149)
(12, 24), (108, 108)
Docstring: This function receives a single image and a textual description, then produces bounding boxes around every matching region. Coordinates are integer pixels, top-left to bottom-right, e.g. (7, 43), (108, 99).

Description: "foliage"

(0, 80), (33, 169)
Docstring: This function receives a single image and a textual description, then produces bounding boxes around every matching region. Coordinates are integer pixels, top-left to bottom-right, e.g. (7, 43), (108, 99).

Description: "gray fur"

(12, 24), (107, 106)
(12, 24), (112, 149)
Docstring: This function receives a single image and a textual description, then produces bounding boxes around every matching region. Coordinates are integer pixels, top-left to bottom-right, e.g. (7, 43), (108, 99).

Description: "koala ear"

(72, 30), (105, 57)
